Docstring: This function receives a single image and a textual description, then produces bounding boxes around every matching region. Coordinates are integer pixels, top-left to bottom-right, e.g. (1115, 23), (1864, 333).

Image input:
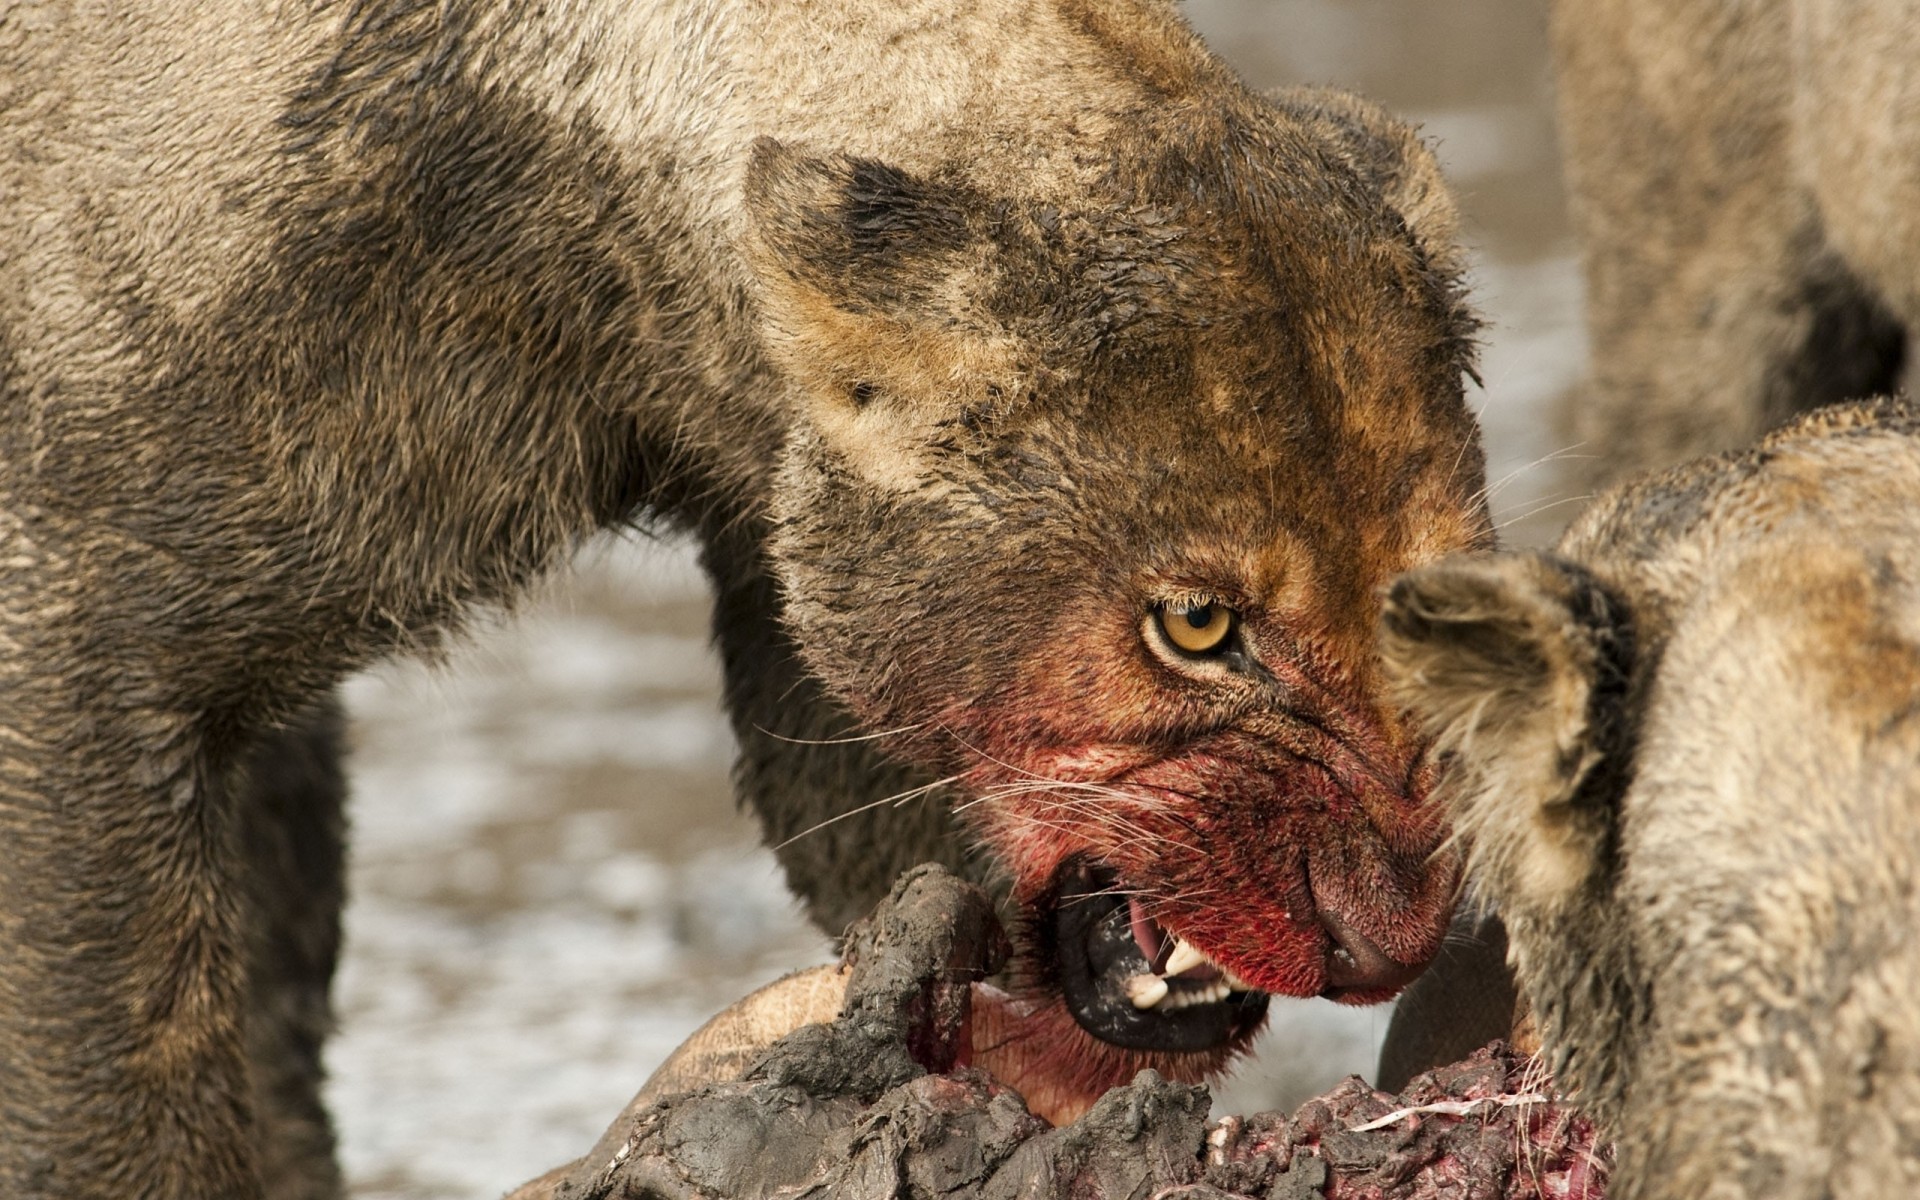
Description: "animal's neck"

(488, 0), (1185, 165)
(449, 0), (1218, 507)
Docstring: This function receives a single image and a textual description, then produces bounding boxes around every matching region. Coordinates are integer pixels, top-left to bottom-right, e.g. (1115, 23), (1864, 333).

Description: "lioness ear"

(1269, 88), (1477, 359)
(1379, 553), (1635, 908)
(1271, 87), (1465, 280)
(742, 139), (1019, 476)
(744, 138), (975, 316)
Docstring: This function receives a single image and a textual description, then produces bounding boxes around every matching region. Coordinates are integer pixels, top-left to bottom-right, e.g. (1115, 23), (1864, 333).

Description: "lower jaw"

(963, 983), (1247, 1126)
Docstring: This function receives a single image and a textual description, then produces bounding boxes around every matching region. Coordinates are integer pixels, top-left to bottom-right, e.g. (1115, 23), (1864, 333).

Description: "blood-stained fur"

(1383, 399), (1920, 1199)
(0, 2), (1488, 1194)
(1552, 0), (1918, 483)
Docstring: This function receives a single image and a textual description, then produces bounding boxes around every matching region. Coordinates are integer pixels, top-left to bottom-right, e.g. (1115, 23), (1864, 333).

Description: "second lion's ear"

(742, 140), (1020, 476)
(1379, 553), (1635, 909)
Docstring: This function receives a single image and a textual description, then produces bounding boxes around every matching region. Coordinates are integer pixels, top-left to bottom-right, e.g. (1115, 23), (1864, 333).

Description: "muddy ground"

(328, 4), (1587, 1196)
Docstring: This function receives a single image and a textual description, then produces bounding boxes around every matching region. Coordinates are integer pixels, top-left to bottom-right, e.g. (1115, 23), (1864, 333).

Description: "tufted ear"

(742, 139), (1021, 478)
(1378, 553), (1636, 908)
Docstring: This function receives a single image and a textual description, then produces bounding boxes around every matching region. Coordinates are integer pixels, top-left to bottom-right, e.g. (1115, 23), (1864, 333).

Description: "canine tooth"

(1126, 973), (1171, 1009)
(1162, 937), (1211, 978)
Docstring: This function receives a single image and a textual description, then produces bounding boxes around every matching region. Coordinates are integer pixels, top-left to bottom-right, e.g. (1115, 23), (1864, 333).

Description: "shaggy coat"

(0, 1), (1487, 1195)
(1384, 400), (1920, 1200)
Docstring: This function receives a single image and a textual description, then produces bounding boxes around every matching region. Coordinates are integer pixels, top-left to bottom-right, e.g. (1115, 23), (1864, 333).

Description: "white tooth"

(1158, 980), (1232, 1010)
(1126, 973), (1170, 1009)
(1162, 938), (1211, 978)
(1221, 968), (1254, 992)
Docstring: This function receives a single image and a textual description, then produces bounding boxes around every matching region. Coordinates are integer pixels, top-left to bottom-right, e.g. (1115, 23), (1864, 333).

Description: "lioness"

(1383, 399), (1920, 1199)
(0, 1), (1488, 1195)
(1553, 0), (1919, 484)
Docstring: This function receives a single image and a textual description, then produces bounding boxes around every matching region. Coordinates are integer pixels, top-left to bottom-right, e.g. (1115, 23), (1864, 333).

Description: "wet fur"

(1, 2), (1487, 1194)
(1384, 399), (1920, 1199)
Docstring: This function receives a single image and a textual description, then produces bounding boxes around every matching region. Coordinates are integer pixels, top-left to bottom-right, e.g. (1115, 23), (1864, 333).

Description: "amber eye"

(1157, 601), (1236, 655)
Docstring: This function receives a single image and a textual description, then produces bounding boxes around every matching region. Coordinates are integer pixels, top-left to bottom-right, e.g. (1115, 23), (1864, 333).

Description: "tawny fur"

(1552, 0), (1920, 485)
(1, 2), (1489, 1195)
(1384, 399), (1920, 1200)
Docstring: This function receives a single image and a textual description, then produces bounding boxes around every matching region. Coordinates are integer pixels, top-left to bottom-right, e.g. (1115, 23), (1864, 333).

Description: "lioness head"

(745, 85), (1489, 1114)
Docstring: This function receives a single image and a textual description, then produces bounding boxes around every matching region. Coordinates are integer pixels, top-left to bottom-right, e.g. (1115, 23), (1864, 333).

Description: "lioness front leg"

(0, 601), (260, 1194)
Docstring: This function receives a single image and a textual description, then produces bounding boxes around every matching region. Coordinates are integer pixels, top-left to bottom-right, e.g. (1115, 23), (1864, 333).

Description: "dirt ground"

(327, 5), (1588, 1196)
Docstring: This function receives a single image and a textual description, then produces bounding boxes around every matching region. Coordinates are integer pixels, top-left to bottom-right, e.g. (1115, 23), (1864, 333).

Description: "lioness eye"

(1157, 601), (1235, 655)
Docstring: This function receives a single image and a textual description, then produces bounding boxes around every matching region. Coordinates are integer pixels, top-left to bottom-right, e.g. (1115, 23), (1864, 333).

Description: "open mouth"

(1043, 859), (1270, 1052)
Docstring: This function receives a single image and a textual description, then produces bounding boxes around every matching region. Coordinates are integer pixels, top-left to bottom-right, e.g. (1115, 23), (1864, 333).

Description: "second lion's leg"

(1374, 909), (1519, 1093)
(1553, 0), (1906, 486)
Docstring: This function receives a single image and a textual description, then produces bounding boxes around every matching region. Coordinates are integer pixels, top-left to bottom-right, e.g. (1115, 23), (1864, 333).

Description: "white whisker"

(752, 721), (923, 746)
(769, 772), (964, 851)
(1468, 441), (1592, 507)
(1496, 491), (1595, 530)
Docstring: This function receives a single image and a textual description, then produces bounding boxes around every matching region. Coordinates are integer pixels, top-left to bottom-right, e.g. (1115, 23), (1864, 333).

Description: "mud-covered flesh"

(511, 866), (1608, 1200)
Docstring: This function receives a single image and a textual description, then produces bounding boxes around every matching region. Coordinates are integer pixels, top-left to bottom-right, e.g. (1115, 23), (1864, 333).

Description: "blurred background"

(327, 4), (1587, 1196)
